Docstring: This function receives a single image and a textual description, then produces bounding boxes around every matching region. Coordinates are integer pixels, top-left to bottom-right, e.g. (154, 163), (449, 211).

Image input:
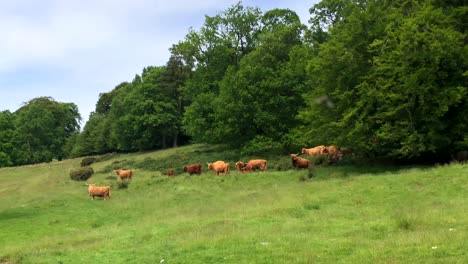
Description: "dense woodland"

(0, 0), (466, 167)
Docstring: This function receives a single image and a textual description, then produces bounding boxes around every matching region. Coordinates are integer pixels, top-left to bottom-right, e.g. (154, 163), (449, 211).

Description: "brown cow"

(86, 183), (111, 200)
(325, 145), (342, 162)
(235, 161), (247, 172)
(207, 161), (230, 175)
(302, 145), (327, 157)
(167, 169), (175, 176)
(183, 163), (202, 175)
(290, 154), (311, 169)
(244, 159), (267, 172)
(116, 169), (133, 180)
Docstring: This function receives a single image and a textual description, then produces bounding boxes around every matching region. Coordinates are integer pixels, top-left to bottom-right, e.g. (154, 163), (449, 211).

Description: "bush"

(81, 157), (97, 167)
(117, 180), (129, 189)
(241, 136), (283, 156)
(70, 167), (94, 181)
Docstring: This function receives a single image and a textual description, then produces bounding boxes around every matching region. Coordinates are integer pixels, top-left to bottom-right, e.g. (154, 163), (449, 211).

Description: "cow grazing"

(167, 169), (175, 176)
(290, 154), (311, 169)
(234, 161), (247, 172)
(244, 159), (267, 172)
(326, 145), (342, 162)
(302, 145), (327, 157)
(86, 183), (111, 200)
(235, 161), (247, 172)
(183, 163), (202, 175)
(116, 169), (133, 180)
(207, 161), (230, 175)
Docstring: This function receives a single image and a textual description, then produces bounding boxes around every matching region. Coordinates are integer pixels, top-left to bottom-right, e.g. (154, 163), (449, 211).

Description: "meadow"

(0, 144), (467, 263)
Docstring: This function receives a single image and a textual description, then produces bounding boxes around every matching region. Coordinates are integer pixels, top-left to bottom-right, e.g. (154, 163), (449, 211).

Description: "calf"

(290, 154), (311, 169)
(183, 163), (202, 175)
(167, 169), (175, 176)
(235, 161), (247, 172)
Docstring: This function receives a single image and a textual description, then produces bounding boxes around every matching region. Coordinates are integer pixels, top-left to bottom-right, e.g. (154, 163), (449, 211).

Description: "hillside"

(0, 145), (467, 263)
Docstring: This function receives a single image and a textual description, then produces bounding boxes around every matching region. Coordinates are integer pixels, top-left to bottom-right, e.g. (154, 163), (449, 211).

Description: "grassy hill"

(0, 144), (467, 263)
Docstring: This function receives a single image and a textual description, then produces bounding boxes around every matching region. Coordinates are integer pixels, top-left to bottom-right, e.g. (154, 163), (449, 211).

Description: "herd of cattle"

(85, 145), (347, 200)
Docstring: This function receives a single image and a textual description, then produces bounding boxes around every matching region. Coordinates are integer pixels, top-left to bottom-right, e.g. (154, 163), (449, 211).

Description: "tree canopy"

(0, 0), (466, 167)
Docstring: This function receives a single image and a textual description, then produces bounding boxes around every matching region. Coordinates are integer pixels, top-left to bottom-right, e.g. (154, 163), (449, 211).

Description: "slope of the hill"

(0, 144), (467, 263)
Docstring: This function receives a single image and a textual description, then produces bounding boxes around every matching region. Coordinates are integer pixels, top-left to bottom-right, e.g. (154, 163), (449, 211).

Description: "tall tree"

(12, 97), (81, 164)
(159, 54), (191, 147)
(298, 0), (467, 161)
(173, 2), (263, 143)
(211, 9), (308, 151)
(0, 111), (15, 167)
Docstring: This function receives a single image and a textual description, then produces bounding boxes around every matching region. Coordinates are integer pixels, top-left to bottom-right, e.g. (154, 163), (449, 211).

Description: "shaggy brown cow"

(86, 183), (111, 200)
(167, 169), (175, 176)
(183, 163), (202, 175)
(207, 160), (230, 175)
(302, 145), (327, 157)
(235, 161), (247, 172)
(290, 154), (311, 169)
(325, 145), (342, 162)
(116, 169), (133, 180)
(244, 159), (267, 172)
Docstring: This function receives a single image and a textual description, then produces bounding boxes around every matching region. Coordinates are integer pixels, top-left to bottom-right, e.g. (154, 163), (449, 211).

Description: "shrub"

(240, 136), (283, 156)
(81, 157), (97, 167)
(70, 167), (94, 181)
(117, 180), (129, 189)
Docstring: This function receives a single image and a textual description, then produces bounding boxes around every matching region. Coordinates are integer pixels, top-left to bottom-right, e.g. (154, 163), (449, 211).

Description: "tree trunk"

(173, 131), (178, 148)
(162, 135), (167, 149)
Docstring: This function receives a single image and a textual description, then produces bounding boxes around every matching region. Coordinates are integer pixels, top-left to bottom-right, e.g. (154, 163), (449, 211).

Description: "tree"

(159, 54), (191, 147)
(0, 111), (15, 167)
(210, 9), (308, 151)
(110, 67), (180, 151)
(298, 0), (467, 161)
(173, 2), (263, 143)
(12, 97), (81, 164)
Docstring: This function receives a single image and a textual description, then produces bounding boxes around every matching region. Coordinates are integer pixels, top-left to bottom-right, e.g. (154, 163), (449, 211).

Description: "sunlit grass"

(0, 145), (467, 263)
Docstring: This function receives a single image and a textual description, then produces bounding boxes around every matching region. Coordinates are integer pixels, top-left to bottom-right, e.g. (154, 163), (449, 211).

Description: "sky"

(0, 0), (319, 127)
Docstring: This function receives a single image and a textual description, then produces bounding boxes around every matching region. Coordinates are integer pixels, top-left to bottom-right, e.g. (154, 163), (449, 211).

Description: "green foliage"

(80, 157), (97, 167)
(4, 1), (465, 164)
(0, 111), (15, 167)
(298, 0), (467, 162)
(240, 135), (283, 156)
(117, 180), (129, 189)
(69, 166), (94, 181)
(2, 97), (81, 166)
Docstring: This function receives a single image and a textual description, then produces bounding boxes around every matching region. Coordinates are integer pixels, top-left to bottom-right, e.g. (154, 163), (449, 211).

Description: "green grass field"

(0, 144), (467, 263)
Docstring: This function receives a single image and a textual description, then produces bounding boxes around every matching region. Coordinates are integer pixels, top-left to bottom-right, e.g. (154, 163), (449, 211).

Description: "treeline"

(0, 97), (80, 167)
(0, 0), (466, 167)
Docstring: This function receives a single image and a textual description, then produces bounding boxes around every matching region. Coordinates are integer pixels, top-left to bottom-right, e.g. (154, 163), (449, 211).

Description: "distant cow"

(183, 163), (202, 175)
(302, 145), (327, 157)
(290, 154), (311, 169)
(207, 161), (230, 175)
(86, 183), (111, 200)
(235, 161), (247, 172)
(167, 169), (175, 176)
(116, 169), (133, 180)
(244, 159), (267, 172)
(325, 145), (342, 162)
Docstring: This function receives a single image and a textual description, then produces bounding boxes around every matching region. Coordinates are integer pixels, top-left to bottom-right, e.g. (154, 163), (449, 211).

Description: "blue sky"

(0, 0), (319, 126)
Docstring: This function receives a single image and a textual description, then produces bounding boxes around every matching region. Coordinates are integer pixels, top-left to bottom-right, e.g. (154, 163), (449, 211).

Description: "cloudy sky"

(0, 0), (319, 126)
